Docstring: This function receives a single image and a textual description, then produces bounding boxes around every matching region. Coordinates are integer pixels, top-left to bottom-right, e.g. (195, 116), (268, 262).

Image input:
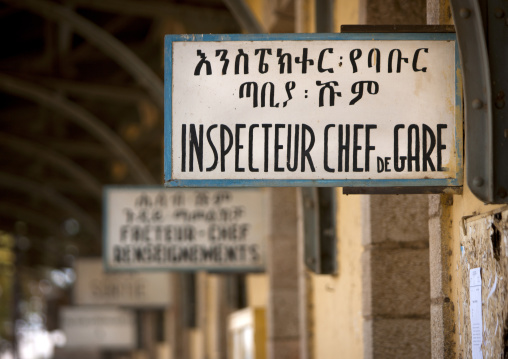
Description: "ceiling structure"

(0, 0), (294, 269)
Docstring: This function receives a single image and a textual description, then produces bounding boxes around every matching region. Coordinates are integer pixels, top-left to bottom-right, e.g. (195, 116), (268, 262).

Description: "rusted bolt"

(498, 188), (507, 198)
(473, 176), (484, 187)
(495, 8), (505, 18)
(460, 8), (471, 18)
(472, 98), (483, 109)
(496, 99), (505, 109)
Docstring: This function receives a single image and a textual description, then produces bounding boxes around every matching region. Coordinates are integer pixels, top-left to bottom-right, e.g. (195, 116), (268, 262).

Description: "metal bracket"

(301, 187), (337, 275)
(343, 186), (461, 195)
(450, 0), (508, 203)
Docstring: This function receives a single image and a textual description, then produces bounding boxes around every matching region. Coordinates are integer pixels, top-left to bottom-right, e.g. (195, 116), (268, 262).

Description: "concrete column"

(297, 188), (312, 359)
(169, 273), (188, 359)
(361, 195), (431, 359)
(426, 1), (455, 357)
(357, 3), (431, 357)
(266, 188), (301, 359)
(428, 195), (455, 358)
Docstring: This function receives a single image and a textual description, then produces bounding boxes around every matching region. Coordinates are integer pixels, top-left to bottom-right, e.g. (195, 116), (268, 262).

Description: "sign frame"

(103, 186), (269, 273)
(164, 32), (462, 188)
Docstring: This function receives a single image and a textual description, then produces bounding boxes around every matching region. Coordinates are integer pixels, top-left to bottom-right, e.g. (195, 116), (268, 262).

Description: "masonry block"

(268, 340), (300, 359)
(268, 289), (300, 338)
(269, 235), (298, 290)
(367, 195), (430, 244)
(363, 247), (430, 317)
(364, 318), (431, 359)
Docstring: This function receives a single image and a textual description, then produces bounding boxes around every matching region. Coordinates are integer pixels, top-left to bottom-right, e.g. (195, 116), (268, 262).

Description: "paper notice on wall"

(470, 267), (483, 359)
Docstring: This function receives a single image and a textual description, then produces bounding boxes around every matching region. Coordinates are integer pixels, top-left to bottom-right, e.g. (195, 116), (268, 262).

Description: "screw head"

(495, 8), (505, 18)
(460, 8), (471, 18)
(472, 98), (483, 109)
(473, 177), (484, 187)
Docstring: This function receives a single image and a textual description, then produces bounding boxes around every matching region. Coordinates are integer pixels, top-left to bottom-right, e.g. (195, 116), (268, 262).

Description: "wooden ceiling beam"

(2, 0), (164, 110)
(0, 73), (155, 184)
(0, 172), (100, 238)
(0, 133), (102, 199)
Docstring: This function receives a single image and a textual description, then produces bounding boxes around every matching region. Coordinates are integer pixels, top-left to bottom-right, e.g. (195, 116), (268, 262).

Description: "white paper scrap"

(470, 267), (483, 359)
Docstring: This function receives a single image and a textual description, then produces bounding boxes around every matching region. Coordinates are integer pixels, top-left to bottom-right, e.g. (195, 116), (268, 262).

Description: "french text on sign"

(104, 187), (269, 272)
(164, 33), (462, 188)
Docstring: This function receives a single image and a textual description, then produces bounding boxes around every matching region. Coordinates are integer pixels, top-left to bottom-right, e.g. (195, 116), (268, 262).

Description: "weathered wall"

(312, 189), (364, 359)
(430, 185), (505, 358)
(457, 208), (508, 358)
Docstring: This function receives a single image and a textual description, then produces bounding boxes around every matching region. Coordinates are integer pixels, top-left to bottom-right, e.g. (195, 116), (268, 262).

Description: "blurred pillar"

(266, 188), (301, 359)
(361, 195), (431, 358)
(355, 4), (431, 357)
(295, 0), (314, 33)
(169, 273), (189, 359)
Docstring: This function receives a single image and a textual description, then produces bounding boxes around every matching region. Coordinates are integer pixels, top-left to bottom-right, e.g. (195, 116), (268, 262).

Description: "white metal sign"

(104, 187), (269, 271)
(74, 258), (171, 307)
(164, 33), (462, 188)
(61, 307), (136, 349)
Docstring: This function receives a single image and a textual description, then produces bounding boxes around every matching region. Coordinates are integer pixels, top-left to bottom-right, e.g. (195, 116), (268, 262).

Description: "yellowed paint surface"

(156, 343), (171, 359)
(206, 275), (220, 359)
(246, 274), (268, 307)
(312, 188), (363, 359)
(334, 0), (359, 32)
(189, 329), (204, 359)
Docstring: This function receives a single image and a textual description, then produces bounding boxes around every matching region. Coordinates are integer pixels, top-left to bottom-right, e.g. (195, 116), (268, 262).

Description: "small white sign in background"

(104, 187), (269, 271)
(74, 258), (171, 307)
(470, 267), (483, 359)
(61, 307), (136, 349)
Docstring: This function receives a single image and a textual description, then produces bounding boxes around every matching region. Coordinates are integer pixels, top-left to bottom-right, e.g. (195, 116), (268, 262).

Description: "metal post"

(315, 0), (334, 33)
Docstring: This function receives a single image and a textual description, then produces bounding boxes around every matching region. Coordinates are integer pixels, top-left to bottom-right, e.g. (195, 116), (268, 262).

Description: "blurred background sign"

(103, 187), (269, 272)
(60, 306), (136, 349)
(73, 258), (171, 307)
